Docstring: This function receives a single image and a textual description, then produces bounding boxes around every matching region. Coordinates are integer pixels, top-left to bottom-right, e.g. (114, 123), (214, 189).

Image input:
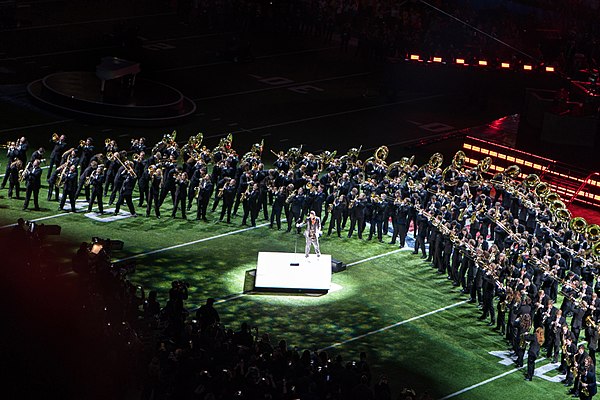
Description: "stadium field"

(0, 174), (578, 399)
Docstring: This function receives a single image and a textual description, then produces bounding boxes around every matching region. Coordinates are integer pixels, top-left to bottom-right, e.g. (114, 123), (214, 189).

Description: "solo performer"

(297, 210), (322, 258)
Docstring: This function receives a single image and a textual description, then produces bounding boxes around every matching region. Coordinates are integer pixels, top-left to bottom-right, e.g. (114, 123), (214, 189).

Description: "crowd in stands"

(179, 0), (600, 73)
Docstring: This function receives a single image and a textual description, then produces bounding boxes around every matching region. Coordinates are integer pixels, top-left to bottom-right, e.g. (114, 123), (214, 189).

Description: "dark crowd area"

(0, 221), (430, 400)
(167, 0), (600, 72)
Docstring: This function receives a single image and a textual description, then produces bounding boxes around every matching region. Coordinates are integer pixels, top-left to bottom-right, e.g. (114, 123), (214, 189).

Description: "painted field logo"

(489, 350), (563, 382)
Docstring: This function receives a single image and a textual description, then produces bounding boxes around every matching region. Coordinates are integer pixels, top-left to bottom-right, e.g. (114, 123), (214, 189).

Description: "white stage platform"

(254, 252), (332, 293)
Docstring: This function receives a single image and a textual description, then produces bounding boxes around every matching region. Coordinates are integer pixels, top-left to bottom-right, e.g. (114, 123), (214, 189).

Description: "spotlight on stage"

(455, 58), (465, 65)
(409, 54), (421, 61)
(523, 64), (533, 71)
(501, 62), (511, 69)
(545, 66), (555, 73)
(478, 60), (488, 66)
(432, 56), (443, 63)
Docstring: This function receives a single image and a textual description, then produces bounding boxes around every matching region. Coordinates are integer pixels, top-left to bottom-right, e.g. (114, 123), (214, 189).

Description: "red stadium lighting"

(501, 62), (510, 69)
(478, 60), (488, 66)
(410, 54), (420, 61)
(432, 56), (443, 63)
(456, 58), (465, 64)
(523, 64), (533, 71)
(545, 66), (555, 72)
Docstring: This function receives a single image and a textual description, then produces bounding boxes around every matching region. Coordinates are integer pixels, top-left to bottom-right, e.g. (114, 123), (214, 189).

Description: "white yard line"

(113, 222), (270, 263)
(318, 300), (467, 352)
(439, 357), (547, 399)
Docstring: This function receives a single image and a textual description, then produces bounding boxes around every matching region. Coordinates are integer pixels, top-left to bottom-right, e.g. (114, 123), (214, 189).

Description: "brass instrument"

(524, 173), (540, 188)
(285, 189), (297, 204)
(569, 217), (588, 234)
(79, 140), (85, 147)
(0, 141), (12, 149)
(585, 315), (597, 329)
(56, 154), (74, 186)
(133, 153), (142, 163)
(428, 152), (444, 170)
(52, 133), (59, 142)
(586, 224), (600, 243)
(504, 164), (520, 178)
(105, 138), (112, 146)
(217, 187), (225, 197)
(534, 182), (549, 198)
(18, 161), (32, 182)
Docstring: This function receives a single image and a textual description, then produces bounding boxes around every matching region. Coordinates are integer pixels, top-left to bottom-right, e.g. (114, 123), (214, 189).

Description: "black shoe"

(478, 315), (486, 320)
(468, 299), (476, 303)
(411, 251), (418, 255)
(488, 322), (495, 326)
(420, 255), (427, 259)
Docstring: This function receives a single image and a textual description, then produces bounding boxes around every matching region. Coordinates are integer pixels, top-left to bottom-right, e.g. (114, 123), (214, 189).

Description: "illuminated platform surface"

(254, 252), (332, 294)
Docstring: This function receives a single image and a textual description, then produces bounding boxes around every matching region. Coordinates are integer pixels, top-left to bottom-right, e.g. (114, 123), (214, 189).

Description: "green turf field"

(0, 159), (582, 400)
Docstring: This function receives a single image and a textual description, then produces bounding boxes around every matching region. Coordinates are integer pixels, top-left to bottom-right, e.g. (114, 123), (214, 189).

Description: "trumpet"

(52, 133), (59, 142)
(0, 141), (14, 149)
(105, 138), (112, 146)
(79, 140), (86, 147)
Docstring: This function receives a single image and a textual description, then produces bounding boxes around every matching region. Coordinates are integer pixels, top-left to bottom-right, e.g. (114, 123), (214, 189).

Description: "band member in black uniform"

(78, 137), (94, 169)
(47, 134), (67, 178)
(288, 187), (306, 233)
(588, 324), (599, 367)
(22, 159), (42, 211)
(195, 175), (213, 222)
(1, 141), (19, 189)
(241, 183), (260, 227)
(347, 192), (367, 239)
(368, 194), (386, 242)
(297, 210), (321, 257)
(146, 168), (162, 218)
(59, 165), (78, 213)
(15, 137), (28, 164)
(159, 159), (178, 207)
(515, 313), (532, 368)
(6, 158), (22, 199)
(524, 327), (545, 381)
(479, 268), (496, 326)
(76, 160), (97, 203)
(269, 186), (286, 230)
(413, 210), (429, 258)
(219, 178), (236, 223)
(136, 152), (149, 207)
(87, 166), (105, 214)
(579, 355), (597, 399)
(390, 196), (409, 247)
(327, 194), (346, 237)
(109, 154), (127, 205)
(114, 171), (137, 216)
(172, 172), (189, 219)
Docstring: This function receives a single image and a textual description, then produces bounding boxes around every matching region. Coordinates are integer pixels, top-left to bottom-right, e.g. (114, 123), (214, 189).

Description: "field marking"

(318, 300), (467, 352)
(346, 249), (404, 267)
(206, 94), (445, 139)
(1, 12), (176, 32)
(192, 72), (370, 101)
(113, 222), (270, 263)
(158, 46), (337, 72)
(439, 357), (547, 399)
(0, 193), (138, 229)
(0, 32), (233, 61)
(0, 119), (73, 134)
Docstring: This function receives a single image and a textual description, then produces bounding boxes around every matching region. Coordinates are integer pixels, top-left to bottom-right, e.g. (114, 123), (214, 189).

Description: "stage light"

(456, 58), (465, 65)
(501, 62), (510, 69)
(432, 56), (442, 63)
(410, 54), (420, 61)
(478, 60), (488, 66)
(523, 65), (533, 71)
(545, 66), (555, 72)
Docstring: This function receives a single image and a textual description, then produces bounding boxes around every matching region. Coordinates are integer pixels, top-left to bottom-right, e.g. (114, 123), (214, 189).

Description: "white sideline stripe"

(346, 249), (403, 267)
(1, 12), (176, 32)
(439, 357), (547, 400)
(0, 194), (139, 229)
(205, 94), (445, 138)
(159, 46), (338, 72)
(193, 72), (370, 101)
(0, 119), (73, 133)
(318, 300), (467, 352)
(113, 223), (270, 263)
